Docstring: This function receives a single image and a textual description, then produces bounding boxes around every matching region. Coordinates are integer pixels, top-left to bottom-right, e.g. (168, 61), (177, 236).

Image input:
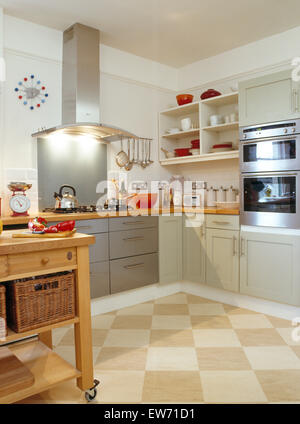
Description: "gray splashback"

(37, 137), (107, 209)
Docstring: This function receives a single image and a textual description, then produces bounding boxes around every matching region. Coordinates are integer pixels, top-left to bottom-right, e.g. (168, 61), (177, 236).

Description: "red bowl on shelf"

(175, 148), (192, 157)
(191, 139), (200, 148)
(176, 94), (194, 106)
(200, 89), (221, 100)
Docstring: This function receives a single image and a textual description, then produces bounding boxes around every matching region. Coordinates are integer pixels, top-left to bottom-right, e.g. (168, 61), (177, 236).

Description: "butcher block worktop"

(1, 207), (240, 226)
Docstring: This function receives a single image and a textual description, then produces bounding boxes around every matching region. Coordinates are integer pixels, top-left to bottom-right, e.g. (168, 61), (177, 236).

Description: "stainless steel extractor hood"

(32, 23), (137, 142)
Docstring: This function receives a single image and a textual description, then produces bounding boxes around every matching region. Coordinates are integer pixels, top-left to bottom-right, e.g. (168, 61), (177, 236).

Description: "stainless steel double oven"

(240, 119), (300, 229)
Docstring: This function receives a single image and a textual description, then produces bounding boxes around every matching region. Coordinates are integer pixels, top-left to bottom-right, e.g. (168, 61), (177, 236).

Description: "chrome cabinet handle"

(123, 236), (145, 242)
(76, 225), (92, 230)
(212, 221), (230, 225)
(232, 236), (236, 256)
(240, 237), (246, 256)
(124, 263), (145, 270)
(296, 90), (299, 112)
(122, 221), (145, 225)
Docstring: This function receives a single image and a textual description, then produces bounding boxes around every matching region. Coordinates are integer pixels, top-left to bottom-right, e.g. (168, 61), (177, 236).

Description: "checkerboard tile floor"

(17, 293), (300, 404)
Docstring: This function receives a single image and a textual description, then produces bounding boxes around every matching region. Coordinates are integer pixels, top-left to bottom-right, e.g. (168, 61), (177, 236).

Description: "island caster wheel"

(85, 379), (100, 403)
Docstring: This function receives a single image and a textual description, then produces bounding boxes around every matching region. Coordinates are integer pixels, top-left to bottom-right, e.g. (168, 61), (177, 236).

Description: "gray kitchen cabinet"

(110, 253), (158, 294)
(90, 261), (110, 298)
(183, 214), (206, 283)
(159, 215), (182, 283)
(240, 230), (300, 305)
(109, 216), (158, 232)
(89, 233), (109, 263)
(239, 69), (300, 126)
(206, 228), (240, 293)
(109, 227), (158, 260)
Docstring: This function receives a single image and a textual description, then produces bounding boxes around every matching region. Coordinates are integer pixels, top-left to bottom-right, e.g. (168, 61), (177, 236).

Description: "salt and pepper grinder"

(217, 186), (226, 202)
(227, 186), (237, 202)
(206, 187), (217, 206)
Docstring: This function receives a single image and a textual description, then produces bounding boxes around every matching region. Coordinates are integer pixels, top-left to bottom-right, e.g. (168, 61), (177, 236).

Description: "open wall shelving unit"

(159, 92), (239, 165)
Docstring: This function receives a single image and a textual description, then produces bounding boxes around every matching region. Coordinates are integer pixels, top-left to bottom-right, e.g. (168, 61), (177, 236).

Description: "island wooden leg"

(39, 331), (53, 349)
(74, 246), (94, 391)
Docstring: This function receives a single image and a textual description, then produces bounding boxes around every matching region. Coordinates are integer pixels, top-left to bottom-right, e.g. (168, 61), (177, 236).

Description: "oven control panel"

(240, 119), (300, 141)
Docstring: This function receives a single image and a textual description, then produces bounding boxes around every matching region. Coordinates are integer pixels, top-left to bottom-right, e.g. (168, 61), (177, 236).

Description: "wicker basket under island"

(0, 229), (98, 404)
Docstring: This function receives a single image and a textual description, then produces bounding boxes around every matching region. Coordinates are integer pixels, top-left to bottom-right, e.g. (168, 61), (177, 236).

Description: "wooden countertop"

(0, 230), (95, 255)
(1, 207), (239, 226)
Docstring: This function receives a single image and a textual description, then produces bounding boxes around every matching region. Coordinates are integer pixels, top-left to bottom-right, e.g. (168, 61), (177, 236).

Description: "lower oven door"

(241, 171), (300, 228)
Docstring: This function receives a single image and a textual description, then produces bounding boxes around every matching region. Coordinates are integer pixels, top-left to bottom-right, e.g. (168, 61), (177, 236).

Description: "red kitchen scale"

(8, 182), (32, 217)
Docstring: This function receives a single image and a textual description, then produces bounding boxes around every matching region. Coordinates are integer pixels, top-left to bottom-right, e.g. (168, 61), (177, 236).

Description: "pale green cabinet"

(182, 214), (206, 283)
(239, 70), (300, 126)
(205, 228), (240, 292)
(240, 230), (300, 305)
(159, 216), (182, 283)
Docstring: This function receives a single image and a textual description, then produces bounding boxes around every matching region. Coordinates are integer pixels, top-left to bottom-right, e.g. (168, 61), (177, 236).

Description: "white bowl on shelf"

(165, 128), (180, 134)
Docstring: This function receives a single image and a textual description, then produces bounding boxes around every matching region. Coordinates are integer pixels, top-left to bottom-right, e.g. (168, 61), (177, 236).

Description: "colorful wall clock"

(14, 74), (49, 110)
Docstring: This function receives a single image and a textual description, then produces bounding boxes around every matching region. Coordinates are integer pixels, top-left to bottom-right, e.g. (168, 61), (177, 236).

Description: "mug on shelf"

(181, 117), (192, 131)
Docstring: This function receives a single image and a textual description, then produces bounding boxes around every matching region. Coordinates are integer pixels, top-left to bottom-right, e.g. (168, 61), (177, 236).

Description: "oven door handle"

(241, 135), (299, 144)
(242, 172), (299, 177)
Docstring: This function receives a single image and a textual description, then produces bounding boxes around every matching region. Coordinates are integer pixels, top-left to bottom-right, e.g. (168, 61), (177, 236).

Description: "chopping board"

(0, 347), (34, 397)
(12, 229), (77, 239)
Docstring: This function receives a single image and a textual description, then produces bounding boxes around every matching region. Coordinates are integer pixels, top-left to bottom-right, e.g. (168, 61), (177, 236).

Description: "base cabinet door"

(159, 216), (182, 283)
(90, 261), (110, 299)
(183, 214), (205, 283)
(240, 231), (300, 305)
(206, 228), (240, 292)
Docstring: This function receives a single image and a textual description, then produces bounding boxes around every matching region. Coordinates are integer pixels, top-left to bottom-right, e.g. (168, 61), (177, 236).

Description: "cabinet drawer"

(109, 216), (158, 232)
(0, 256), (8, 278)
(110, 253), (158, 294)
(90, 233), (109, 263)
(206, 215), (240, 231)
(109, 228), (158, 260)
(48, 219), (108, 234)
(90, 261), (110, 299)
(8, 248), (77, 275)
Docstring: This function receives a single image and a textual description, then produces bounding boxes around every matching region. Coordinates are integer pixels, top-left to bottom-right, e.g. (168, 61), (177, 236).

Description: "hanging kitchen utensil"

(148, 139), (154, 164)
(132, 139), (138, 164)
(115, 137), (129, 168)
(125, 139), (134, 171)
(141, 139), (147, 168)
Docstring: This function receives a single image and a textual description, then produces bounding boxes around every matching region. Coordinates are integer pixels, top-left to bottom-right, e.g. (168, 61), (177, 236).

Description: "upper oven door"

(240, 135), (300, 173)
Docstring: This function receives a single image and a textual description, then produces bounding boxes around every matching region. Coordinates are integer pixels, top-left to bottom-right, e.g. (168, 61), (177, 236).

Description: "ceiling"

(1, 0), (300, 68)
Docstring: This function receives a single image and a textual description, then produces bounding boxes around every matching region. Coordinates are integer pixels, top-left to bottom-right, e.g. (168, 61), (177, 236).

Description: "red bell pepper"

(56, 220), (75, 232)
(44, 225), (59, 234)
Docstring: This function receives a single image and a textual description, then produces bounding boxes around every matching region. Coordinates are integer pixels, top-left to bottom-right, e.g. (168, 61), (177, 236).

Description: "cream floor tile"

(193, 329), (241, 347)
(222, 304), (259, 315)
(155, 293), (187, 304)
(229, 314), (273, 329)
(292, 346), (300, 359)
(244, 346), (300, 370)
(200, 371), (267, 403)
(191, 315), (232, 329)
(154, 304), (189, 315)
(276, 328), (300, 346)
(266, 315), (293, 328)
(58, 328), (108, 347)
(256, 370), (300, 402)
(52, 327), (69, 347)
(186, 294), (218, 304)
(152, 315), (191, 330)
(188, 303), (225, 316)
(111, 315), (152, 330)
(142, 371), (203, 403)
(104, 329), (150, 347)
(150, 330), (195, 347)
(146, 347), (199, 371)
(53, 345), (101, 367)
(196, 348), (251, 370)
(93, 371), (145, 403)
(236, 328), (286, 347)
(91, 314), (115, 329)
(116, 303), (154, 316)
(95, 347), (148, 370)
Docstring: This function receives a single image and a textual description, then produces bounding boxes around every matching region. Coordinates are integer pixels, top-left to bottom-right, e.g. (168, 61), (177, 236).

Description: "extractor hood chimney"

(32, 23), (137, 142)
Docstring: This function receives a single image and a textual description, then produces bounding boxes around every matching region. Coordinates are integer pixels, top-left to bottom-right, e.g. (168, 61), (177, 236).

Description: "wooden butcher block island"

(0, 230), (96, 404)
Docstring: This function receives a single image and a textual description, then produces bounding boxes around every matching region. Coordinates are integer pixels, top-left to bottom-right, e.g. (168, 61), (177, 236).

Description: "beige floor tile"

(104, 329), (150, 347)
(91, 314), (115, 329)
(256, 370), (300, 402)
(266, 315), (293, 328)
(152, 315), (191, 330)
(154, 304), (189, 315)
(191, 315), (232, 329)
(292, 346), (300, 359)
(244, 346), (300, 370)
(222, 304), (259, 315)
(117, 303), (154, 316)
(95, 347), (148, 370)
(186, 294), (218, 304)
(58, 328), (108, 347)
(146, 347), (199, 371)
(188, 303), (225, 316)
(93, 371), (145, 403)
(142, 371), (203, 402)
(155, 293), (187, 304)
(150, 330), (195, 347)
(52, 327), (69, 347)
(236, 328), (286, 347)
(200, 371), (267, 403)
(276, 328), (300, 346)
(53, 345), (101, 367)
(193, 329), (241, 347)
(196, 347), (251, 370)
(229, 314), (273, 329)
(111, 315), (152, 330)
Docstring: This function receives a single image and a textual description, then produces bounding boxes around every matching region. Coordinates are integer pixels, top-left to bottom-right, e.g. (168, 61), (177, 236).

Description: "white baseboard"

(91, 281), (181, 316)
(182, 281), (300, 321)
